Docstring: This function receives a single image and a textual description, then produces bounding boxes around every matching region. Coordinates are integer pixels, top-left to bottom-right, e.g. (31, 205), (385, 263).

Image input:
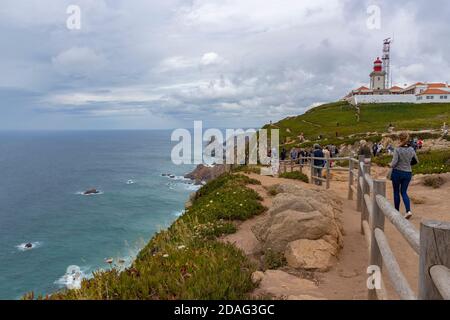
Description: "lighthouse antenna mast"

(382, 38), (392, 89)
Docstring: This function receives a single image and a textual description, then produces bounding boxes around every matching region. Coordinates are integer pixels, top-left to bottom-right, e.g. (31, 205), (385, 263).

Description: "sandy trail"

(222, 167), (450, 300)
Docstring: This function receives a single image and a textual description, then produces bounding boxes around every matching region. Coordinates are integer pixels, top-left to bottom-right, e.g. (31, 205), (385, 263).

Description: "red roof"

(374, 57), (382, 64)
(390, 86), (403, 91)
(354, 86), (370, 91)
(427, 83), (447, 88)
(417, 88), (450, 96)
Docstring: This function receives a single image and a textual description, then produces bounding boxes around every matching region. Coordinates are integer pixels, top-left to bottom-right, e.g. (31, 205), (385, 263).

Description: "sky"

(0, 0), (449, 130)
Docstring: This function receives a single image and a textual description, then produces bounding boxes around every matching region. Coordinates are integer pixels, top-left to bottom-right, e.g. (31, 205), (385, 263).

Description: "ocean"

(0, 130), (197, 299)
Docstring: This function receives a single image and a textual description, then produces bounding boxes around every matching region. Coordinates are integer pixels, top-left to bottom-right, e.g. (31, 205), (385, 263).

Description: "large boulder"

(285, 239), (338, 272)
(254, 210), (334, 253)
(252, 184), (344, 271)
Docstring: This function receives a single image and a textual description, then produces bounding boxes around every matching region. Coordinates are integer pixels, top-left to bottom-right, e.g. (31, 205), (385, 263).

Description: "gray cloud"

(0, 0), (449, 129)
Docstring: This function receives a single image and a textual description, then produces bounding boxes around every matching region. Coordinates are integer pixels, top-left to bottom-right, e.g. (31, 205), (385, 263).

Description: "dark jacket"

(359, 146), (372, 159)
(313, 149), (325, 167)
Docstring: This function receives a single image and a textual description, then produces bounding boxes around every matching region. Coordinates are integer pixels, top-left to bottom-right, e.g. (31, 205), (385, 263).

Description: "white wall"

(416, 94), (450, 103)
(348, 94), (416, 105)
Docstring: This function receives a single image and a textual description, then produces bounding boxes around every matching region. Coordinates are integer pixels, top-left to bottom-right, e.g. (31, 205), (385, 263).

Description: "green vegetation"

(40, 174), (266, 300)
(262, 249), (287, 270)
(264, 185), (279, 197)
(279, 171), (309, 183)
(231, 165), (262, 175)
(265, 101), (450, 147)
(373, 149), (450, 174)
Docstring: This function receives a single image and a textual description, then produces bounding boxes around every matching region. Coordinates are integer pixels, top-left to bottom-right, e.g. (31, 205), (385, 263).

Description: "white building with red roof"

(345, 58), (449, 105)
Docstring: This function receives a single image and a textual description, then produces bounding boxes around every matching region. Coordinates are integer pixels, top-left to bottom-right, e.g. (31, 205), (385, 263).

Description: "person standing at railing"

(281, 147), (287, 161)
(358, 140), (372, 162)
(290, 148), (298, 162)
(313, 144), (325, 186)
(389, 132), (419, 220)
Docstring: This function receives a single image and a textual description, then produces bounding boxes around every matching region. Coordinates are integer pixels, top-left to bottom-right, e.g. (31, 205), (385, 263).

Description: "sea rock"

(25, 243), (33, 249)
(84, 189), (99, 195)
(285, 239), (337, 272)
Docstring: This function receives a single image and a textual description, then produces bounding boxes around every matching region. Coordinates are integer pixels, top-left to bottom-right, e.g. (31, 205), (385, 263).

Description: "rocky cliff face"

(184, 164), (227, 184)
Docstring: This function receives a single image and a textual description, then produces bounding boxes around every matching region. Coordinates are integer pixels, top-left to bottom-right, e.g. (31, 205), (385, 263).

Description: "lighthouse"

(369, 57), (386, 91)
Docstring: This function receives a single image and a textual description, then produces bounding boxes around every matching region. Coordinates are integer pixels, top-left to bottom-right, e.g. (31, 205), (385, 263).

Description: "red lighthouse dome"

(373, 57), (383, 72)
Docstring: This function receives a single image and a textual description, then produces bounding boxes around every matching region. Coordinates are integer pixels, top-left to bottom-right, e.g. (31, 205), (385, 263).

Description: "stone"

(252, 270), (317, 298)
(251, 271), (265, 284)
(254, 210), (334, 253)
(285, 239), (337, 272)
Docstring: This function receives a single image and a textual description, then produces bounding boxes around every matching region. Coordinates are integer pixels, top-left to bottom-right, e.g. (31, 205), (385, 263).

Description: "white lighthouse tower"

(370, 57), (386, 91)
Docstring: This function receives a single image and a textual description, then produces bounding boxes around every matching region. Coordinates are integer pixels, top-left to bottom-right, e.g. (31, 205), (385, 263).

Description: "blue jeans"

(391, 169), (412, 212)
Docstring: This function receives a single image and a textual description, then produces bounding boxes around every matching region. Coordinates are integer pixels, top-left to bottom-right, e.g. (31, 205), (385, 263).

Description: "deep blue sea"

(0, 130), (197, 299)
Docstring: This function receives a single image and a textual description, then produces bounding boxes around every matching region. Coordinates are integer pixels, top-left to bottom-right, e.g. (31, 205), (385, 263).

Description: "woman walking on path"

(389, 132), (419, 220)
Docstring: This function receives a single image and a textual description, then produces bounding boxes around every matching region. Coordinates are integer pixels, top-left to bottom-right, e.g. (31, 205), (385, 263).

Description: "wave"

(16, 241), (42, 251)
(54, 265), (90, 290)
(173, 210), (185, 217)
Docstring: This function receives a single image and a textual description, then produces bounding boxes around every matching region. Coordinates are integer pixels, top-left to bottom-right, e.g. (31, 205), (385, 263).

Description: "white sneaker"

(404, 211), (413, 220)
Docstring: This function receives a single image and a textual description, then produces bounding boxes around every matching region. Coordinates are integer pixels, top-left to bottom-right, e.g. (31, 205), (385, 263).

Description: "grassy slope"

(265, 101), (450, 145)
(32, 174), (266, 300)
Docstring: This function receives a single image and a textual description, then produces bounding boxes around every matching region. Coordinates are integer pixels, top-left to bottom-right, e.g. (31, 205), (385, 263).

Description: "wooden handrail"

(376, 195), (420, 254)
(430, 265), (450, 300)
(278, 156), (449, 300)
(350, 158), (450, 300)
(374, 228), (417, 300)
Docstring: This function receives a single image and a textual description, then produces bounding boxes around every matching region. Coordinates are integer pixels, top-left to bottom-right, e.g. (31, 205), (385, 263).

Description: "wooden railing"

(353, 155), (450, 300)
(279, 154), (450, 300)
(278, 156), (351, 189)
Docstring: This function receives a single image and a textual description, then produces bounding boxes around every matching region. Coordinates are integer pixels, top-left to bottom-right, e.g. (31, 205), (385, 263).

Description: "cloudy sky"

(0, 0), (449, 130)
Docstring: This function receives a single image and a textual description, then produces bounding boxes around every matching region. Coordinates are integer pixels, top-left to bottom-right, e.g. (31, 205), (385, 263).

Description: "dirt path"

(223, 168), (450, 300)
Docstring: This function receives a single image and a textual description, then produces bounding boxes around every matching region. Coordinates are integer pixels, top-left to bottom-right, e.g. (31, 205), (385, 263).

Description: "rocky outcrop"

(184, 164), (227, 184)
(252, 184), (343, 272)
(251, 270), (321, 299)
(285, 239), (337, 272)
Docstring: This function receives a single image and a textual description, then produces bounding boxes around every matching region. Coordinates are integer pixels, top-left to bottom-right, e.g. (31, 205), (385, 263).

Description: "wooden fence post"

(361, 161), (371, 234)
(368, 179), (386, 300)
(326, 158), (331, 189)
(356, 155), (365, 212)
(348, 159), (354, 200)
(418, 220), (450, 300)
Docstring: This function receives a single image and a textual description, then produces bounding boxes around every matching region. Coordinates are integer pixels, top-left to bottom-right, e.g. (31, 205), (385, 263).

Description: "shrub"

(232, 165), (261, 175)
(423, 175), (446, 189)
(262, 249), (287, 270)
(279, 171), (309, 183)
(264, 185), (279, 196)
